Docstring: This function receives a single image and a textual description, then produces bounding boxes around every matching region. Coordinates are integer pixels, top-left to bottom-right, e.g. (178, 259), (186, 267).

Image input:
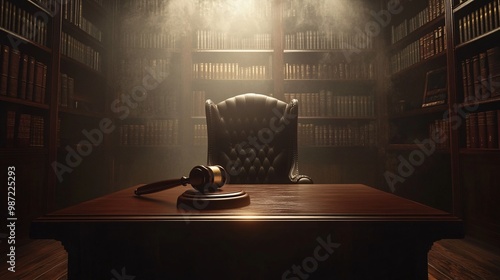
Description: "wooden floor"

(1, 237), (499, 279)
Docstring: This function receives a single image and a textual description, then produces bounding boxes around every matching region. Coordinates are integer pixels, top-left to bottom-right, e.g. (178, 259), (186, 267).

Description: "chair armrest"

(291, 174), (314, 184)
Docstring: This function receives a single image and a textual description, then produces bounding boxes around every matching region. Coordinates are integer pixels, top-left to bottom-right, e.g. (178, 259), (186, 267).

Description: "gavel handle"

(134, 176), (189, 195)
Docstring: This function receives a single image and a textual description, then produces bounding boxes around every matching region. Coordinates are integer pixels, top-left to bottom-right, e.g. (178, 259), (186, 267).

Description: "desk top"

(36, 184), (460, 222)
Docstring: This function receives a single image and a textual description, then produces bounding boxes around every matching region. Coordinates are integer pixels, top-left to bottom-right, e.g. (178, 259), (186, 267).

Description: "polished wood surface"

(38, 183), (456, 217)
(30, 184), (464, 280)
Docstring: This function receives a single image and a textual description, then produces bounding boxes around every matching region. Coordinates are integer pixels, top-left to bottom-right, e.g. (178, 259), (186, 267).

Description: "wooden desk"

(30, 184), (463, 279)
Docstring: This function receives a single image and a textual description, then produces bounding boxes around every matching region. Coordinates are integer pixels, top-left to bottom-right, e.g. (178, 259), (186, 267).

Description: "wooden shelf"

(299, 116), (376, 121)
(390, 15), (445, 52)
(460, 96), (500, 108)
(459, 148), (500, 155)
(386, 144), (450, 153)
(0, 27), (51, 53)
(58, 106), (106, 119)
(0, 95), (50, 110)
(455, 27), (500, 51)
(193, 49), (273, 53)
(389, 104), (449, 119)
(0, 147), (48, 156)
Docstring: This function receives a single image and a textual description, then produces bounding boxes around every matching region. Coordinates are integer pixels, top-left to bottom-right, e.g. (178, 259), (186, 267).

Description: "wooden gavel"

(134, 165), (227, 196)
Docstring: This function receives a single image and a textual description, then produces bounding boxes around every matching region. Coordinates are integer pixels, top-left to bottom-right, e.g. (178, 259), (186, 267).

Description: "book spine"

(478, 112), (487, 149)
(486, 110), (498, 148)
(18, 54), (28, 99)
(16, 113), (31, 147)
(0, 45), (9, 96)
(26, 56), (35, 101)
(6, 110), (16, 147)
(7, 48), (20, 98)
(459, 0), (500, 43)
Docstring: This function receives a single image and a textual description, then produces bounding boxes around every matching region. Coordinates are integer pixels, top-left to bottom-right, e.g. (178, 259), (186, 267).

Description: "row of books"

(197, 0), (272, 19)
(119, 57), (172, 82)
(192, 90), (207, 117)
(0, 44), (47, 103)
(429, 118), (450, 149)
(118, 120), (179, 146)
(123, 92), (179, 119)
(193, 124), (207, 146)
(121, 0), (169, 16)
(298, 123), (377, 147)
(31, 0), (62, 13)
(284, 92), (375, 118)
(391, 0), (445, 44)
(62, 0), (102, 41)
(457, 0), (500, 44)
(195, 30), (272, 50)
(61, 32), (102, 72)
(0, 0), (48, 46)
(59, 73), (75, 108)
(282, 0), (356, 21)
(460, 47), (500, 102)
(192, 63), (271, 80)
(122, 33), (179, 49)
(466, 110), (500, 149)
(2, 111), (44, 147)
(284, 30), (373, 50)
(391, 26), (446, 74)
(284, 62), (374, 80)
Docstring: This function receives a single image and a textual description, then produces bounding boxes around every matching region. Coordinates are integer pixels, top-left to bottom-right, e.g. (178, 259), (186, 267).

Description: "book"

(498, 109), (500, 148)
(30, 115), (44, 147)
(33, 61), (45, 103)
(7, 48), (20, 98)
(487, 46), (500, 97)
(5, 110), (16, 147)
(59, 73), (68, 107)
(26, 56), (35, 101)
(468, 113), (479, 148)
(472, 54), (482, 100)
(18, 54), (28, 99)
(0, 45), (9, 96)
(68, 76), (74, 108)
(16, 113), (31, 147)
(486, 110), (498, 148)
(477, 111), (487, 148)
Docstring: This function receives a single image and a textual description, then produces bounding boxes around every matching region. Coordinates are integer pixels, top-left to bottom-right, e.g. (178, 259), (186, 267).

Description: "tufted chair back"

(205, 93), (313, 184)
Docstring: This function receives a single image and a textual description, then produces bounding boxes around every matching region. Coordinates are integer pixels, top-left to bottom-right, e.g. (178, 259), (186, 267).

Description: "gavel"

(134, 165), (227, 196)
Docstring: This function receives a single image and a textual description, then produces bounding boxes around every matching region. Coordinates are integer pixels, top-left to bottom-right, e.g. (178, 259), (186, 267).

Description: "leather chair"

(205, 93), (313, 184)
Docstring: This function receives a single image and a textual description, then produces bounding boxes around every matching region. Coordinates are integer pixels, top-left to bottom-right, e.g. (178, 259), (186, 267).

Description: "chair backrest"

(205, 93), (312, 184)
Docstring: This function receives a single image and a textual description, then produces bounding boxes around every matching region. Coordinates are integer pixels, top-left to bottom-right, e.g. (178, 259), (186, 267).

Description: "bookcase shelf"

(193, 49), (273, 53)
(58, 106), (106, 118)
(390, 15), (445, 50)
(389, 104), (449, 119)
(386, 143), (450, 153)
(460, 96), (500, 108)
(459, 148), (500, 154)
(455, 26), (500, 51)
(62, 20), (104, 50)
(0, 95), (50, 110)
(0, 27), (52, 52)
(299, 116), (377, 121)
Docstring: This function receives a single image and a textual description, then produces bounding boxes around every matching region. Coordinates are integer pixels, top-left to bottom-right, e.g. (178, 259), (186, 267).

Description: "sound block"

(177, 189), (250, 210)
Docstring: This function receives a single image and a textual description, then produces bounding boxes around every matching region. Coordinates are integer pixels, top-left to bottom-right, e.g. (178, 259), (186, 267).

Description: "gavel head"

(189, 165), (227, 193)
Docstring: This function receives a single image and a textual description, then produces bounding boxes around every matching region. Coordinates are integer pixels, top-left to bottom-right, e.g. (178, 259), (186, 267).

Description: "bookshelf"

(110, 0), (382, 186)
(0, 0), (113, 242)
(281, 0), (380, 184)
(0, 0), (56, 240)
(1, 0), (497, 249)
(449, 0), (500, 247)
(112, 0), (184, 188)
(383, 0), (454, 212)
